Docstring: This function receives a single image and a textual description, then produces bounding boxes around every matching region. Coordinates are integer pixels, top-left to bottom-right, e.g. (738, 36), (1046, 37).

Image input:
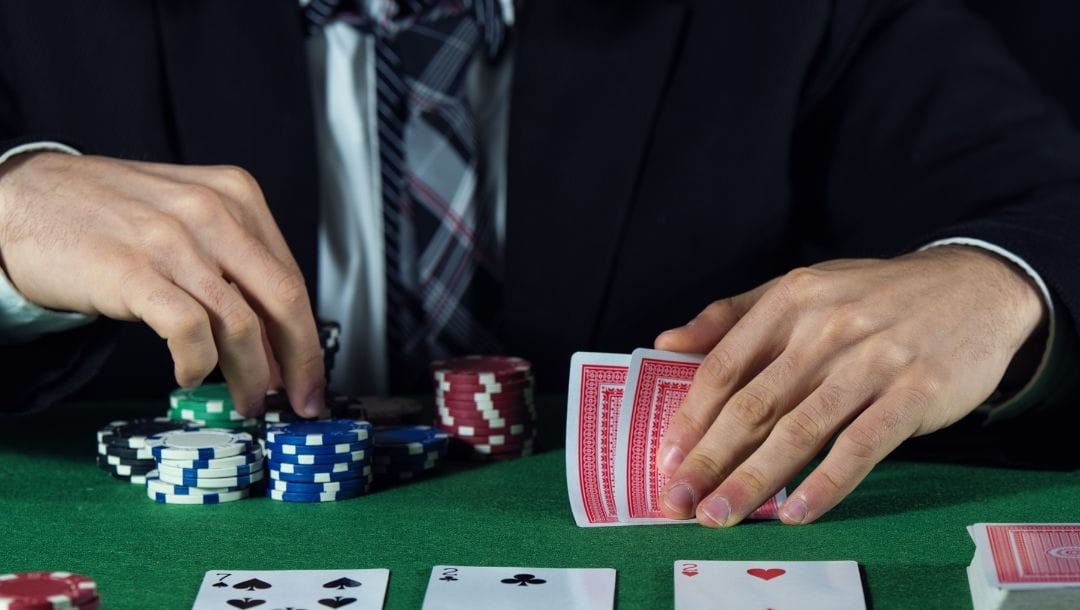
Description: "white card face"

(674, 560), (865, 610)
(565, 351), (632, 527)
(192, 569), (390, 609)
(422, 566), (616, 610)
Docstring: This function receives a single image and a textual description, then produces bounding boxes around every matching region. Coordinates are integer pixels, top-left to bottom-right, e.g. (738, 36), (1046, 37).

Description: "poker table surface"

(1, 397), (1078, 610)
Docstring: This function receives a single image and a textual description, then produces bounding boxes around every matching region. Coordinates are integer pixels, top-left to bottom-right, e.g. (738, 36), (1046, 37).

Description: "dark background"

(72, 1), (1080, 402)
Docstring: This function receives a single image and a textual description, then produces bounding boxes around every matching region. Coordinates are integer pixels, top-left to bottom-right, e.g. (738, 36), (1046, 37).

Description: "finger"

(135, 166), (324, 415)
(653, 282), (772, 353)
(778, 387), (926, 525)
(261, 317), (285, 391)
(205, 214), (324, 417)
(695, 366), (876, 527)
(659, 346), (810, 519)
(656, 285), (792, 480)
(156, 239), (273, 417)
(117, 267), (218, 389)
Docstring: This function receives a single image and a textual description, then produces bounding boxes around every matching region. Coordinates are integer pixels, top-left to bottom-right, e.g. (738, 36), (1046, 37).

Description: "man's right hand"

(0, 152), (325, 417)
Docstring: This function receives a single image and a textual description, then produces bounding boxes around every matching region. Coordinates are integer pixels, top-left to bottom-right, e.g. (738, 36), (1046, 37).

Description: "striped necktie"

(305, 0), (508, 391)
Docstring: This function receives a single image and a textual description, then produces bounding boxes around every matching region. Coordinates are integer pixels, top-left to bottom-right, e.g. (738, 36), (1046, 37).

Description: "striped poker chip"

(147, 487), (249, 504)
(265, 448), (367, 465)
(0, 571), (98, 609)
(265, 420), (372, 446)
(145, 430), (254, 461)
(430, 355), (533, 384)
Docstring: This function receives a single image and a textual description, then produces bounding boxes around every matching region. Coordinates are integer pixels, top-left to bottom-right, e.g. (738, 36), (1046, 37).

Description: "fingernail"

(699, 495), (731, 527)
(781, 496), (808, 524)
(658, 444), (685, 476)
(304, 386), (325, 417)
(663, 483), (696, 517)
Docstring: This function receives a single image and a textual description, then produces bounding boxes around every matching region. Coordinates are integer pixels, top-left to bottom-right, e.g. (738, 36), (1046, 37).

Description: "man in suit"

(0, 0), (1077, 526)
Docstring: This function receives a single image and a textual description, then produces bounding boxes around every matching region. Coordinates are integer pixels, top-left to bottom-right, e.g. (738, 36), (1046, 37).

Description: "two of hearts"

(682, 568), (786, 581)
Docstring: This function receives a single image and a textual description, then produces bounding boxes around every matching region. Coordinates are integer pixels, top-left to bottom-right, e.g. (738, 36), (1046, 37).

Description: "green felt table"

(1, 399), (1078, 610)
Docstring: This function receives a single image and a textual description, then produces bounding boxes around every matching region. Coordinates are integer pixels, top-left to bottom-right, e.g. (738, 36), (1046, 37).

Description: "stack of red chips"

(432, 356), (537, 460)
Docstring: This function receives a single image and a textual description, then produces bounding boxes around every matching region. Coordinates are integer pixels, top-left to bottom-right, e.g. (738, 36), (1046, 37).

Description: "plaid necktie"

(305, 0), (508, 390)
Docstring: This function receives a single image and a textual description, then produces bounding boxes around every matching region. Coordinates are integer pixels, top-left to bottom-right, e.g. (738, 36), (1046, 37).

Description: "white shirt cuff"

(919, 237), (1055, 421)
(0, 141), (96, 343)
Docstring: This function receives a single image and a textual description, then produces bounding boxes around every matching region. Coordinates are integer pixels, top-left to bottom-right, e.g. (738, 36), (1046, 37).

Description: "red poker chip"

(435, 376), (536, 394)
(436, 395), (535, 411)
(436, 406), (536, 425)
(77, 597), (101, 610)
(435, 420), (532, 437)
(437, 388), (534, 404)
(0, 572), (98, 610)
(430, 355), (532, 382)
(451, 430), (536, 446)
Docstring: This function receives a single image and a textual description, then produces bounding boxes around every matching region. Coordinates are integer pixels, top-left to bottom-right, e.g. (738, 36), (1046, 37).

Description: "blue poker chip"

(265, 447), (367, 465)
(372, 426), (449, 454)
(372, 450), (442, 466)
(263, 439), (371, 456)
(265, 420), (372, 446)
(266, 487), (364, 503)
(268, 478), (367, 494)
(267, 459), (366, 475)
(269, 465), (371, 484)
(145, 429), (254, 461)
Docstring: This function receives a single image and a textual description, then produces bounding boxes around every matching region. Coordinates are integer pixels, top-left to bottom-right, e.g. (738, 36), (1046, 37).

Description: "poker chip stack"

(318, 319), (341, 384)
(167, 384), (260, 433)
(96, 418), (197, 485)
(262, 390), (333, 425)
(432, 356), (537, 460)
(263, 420), (374, 502)
(371, 426), (449, 484)
(143, 429), (264, 504)
(0, 571), (100, 609)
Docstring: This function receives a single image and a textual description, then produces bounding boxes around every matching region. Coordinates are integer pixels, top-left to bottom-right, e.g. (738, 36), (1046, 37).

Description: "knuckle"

(821, 304), (877, 345)
(178, 183), (224, 213)
(865, 335), (918, 372)
(837, 420), (886, 461)
(219, 304), (260, 344)
(773, 267), (823, 307)
(729, 463), (770, 496)
(670, 407), (714, 437)
(698, 346), (739, 389)
(272, 268), (309, 308)
(141, 214), (189, 250)
(777, 408), (825, 452)
(726, 385), (776, 432)
(682, 451), (729, 481)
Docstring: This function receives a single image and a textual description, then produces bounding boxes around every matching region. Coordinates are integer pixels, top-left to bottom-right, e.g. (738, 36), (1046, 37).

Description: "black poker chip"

(97, 417), (195, 449)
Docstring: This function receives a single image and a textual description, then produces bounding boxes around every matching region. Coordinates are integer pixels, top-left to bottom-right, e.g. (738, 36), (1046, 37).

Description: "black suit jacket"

(1, 0), (1079, 418)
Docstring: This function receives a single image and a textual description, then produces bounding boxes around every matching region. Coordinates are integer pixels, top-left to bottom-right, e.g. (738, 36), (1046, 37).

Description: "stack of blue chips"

(372, 426), (450, 484)
(262, 419), (374, 502)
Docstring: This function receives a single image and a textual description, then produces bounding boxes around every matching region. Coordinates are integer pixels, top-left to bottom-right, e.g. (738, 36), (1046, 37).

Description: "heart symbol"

(747, 568), (786, 581)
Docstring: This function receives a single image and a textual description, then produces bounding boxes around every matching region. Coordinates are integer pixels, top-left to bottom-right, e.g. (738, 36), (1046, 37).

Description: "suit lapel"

(504, 0), (689, 356)
(153, 0), (320, 287)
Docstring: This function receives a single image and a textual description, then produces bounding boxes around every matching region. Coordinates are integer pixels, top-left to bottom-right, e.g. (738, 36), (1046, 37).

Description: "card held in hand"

(674, 560), (866, 610)
(191, 569), (389, 610)
(566, 352), (631, 527)
(614, 348), (785, 524)
(422, 565), (617, 610)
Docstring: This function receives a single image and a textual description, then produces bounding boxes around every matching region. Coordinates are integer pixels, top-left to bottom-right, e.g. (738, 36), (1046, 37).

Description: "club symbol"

(501, 574), (547, 587)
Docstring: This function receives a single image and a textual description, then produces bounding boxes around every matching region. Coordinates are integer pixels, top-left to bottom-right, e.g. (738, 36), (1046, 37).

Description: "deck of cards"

(565, 349), (786, 527)
(967, 523), (1080, 609)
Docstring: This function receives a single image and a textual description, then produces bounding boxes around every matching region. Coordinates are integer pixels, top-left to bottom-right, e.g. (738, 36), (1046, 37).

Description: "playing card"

(422, 566), (616, 610)
(969, 523), (1080, 588)
(565, 352), (631, 527)
(191, 569), (389, 609)
(674, 560), (865, 610)
(613, 348), (703, 523)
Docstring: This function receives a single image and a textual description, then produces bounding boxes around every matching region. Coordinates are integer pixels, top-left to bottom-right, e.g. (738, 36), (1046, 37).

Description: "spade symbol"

(318, 597), (357, 608)
(234, 579), (273, 592)
(226, 599), (266, 609)
(213, 582), (229, 588)
(322, 577), (361, 590)
(500, 574), (547, 587)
